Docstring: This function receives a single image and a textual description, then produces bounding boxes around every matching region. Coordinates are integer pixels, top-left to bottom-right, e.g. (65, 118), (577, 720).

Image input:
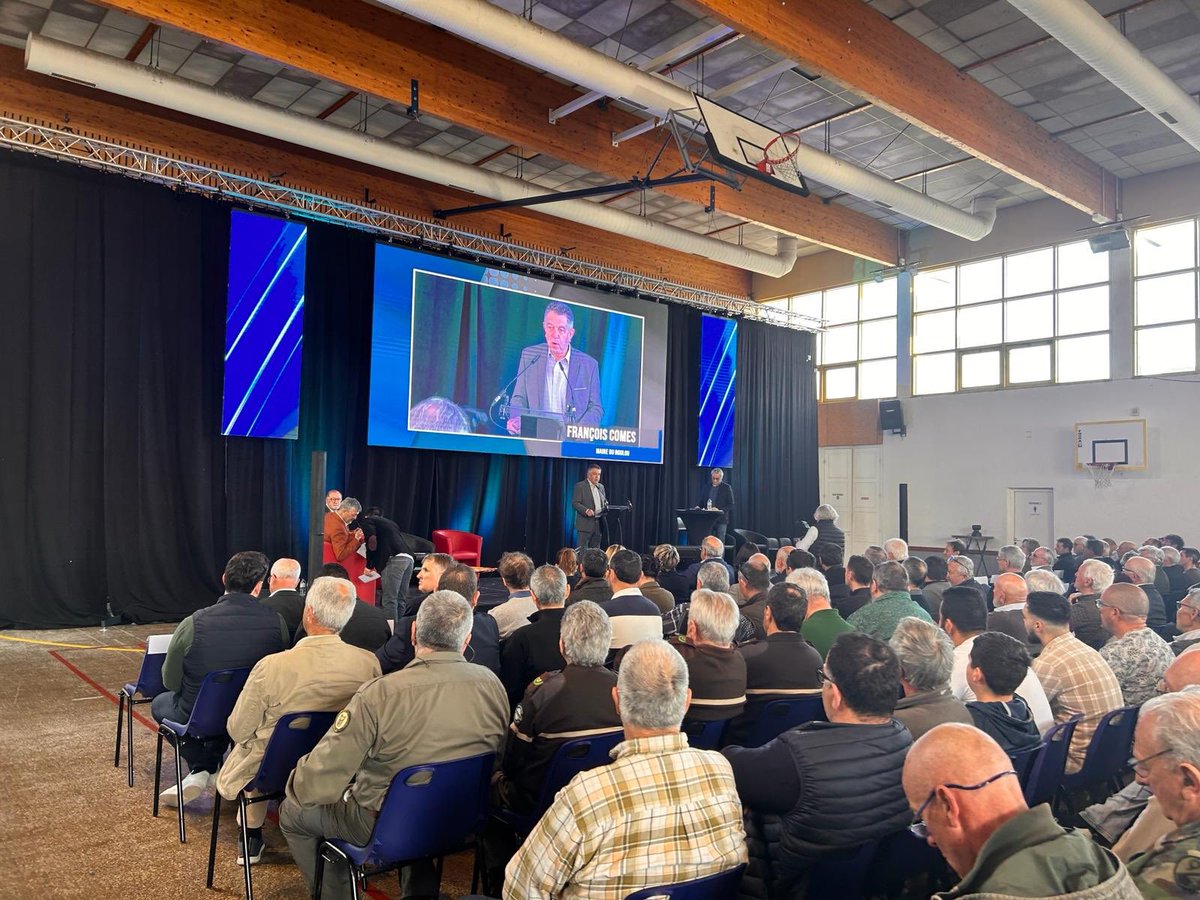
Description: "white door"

(819, 447), (880, 554)
(1007, 489), (1054, 548)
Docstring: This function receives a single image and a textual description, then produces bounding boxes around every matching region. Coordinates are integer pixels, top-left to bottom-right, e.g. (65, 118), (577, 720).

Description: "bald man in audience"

(1122, 556), (1169, 631)
(987, 573), (1033, 648)
(903, 724), (1137, 898)
(1097, 582), (1175, 707)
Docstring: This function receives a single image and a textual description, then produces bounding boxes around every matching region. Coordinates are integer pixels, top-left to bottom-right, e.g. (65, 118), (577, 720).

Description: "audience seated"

(1161, 546), (1186, 594)
(261, 557), (305, 642)
(215, 576), (380, 864)
(964, 632), (1042, 753)
(1124, 692), (1200, 897)
(735, 556), (772, 640)
(669, 589), (748, 724)
(847, 559), (933, 641)
(493, 600), (620, 816)
(500, 565), (569, 707)
(864, 544), (887, 567)
(771, 544), (795, 584)
(784, 547), (816, 579)
(727, 583), (822, 743)
(790, 567), (854, 660)
(1122, 556), (1169, 631)
(376, 563), (500, 676)
(653, 543), (691, 604)
(987, 572), (1034, 649)
(890, 616), (972, 740)
(944, 539), (967, 558)
(280, 591), (509, 899)
(1173, 585), (1200, 655)
(1028, 545), (1058, 573)
(1025, 591), (1123, 773)
(408, 552), (455, 616)
(682, 535), (735, 583)
(1097, 582), (1175, 707)
(294, 563), (391, 653)
(903, 724), (1137, 898)
(723, 633), (912, 898)
(489, 552), (538, 639)
(1025, 567), (1067, 597)
(154, 551), (289, 809)
(946, 554), (983, 598)
(554, 547), (579, 589)
(1055, 537), (1080, 585)
(503, 640), (747, 898)
(1180, 547), (1200, 589)
(796, 504), (844, 552)
(566, 548), (613, 605)
(814, 543), (848, 602)
(922, 554), (951, 619)
(599, 549), (661, 650)
(663, 561), (757, 645)
(883, 537), (908, 561)
(605, 544), (624, 562)
(636, 553), (675, 614)
(903, 556), (933, 617)
(1138, 545), (1171, 595)
(835, 553), (874, 619)
(1069, 558), (1113, 651)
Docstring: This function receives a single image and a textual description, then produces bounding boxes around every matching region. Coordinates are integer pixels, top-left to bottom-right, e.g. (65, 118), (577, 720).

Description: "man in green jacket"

(904, 723), (1140, 899)
(846, 560), (932, 641)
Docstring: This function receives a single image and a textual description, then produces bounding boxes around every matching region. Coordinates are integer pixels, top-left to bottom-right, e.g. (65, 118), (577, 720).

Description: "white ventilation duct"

(371, 0), (998, 241)
(1007, 0), (1200, 156)
(24, 35), (798, 277)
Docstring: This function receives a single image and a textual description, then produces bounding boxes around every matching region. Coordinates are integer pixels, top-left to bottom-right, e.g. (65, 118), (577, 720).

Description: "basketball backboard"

(1074, 418), (1147, 470)
(696, 94), (810, 197)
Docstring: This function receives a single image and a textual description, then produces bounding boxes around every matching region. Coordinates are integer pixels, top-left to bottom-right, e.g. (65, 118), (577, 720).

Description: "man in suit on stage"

(704, 468), (734, 542)
(506, 300), (602, 436)
(572, 463), (607, 549)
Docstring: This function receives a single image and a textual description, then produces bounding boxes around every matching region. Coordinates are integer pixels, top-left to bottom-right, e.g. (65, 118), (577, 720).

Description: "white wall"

(878, 376), (1200, 549)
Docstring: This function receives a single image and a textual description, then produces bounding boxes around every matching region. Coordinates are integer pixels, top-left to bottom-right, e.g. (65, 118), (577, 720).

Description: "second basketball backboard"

(1074, 419), (1147, 470)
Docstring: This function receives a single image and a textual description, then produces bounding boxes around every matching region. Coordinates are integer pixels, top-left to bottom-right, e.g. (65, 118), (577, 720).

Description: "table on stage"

(677, 508), (722, 545)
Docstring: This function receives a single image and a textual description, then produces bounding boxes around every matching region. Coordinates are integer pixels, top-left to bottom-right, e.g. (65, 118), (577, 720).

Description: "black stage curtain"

(0, 152), (817, 628)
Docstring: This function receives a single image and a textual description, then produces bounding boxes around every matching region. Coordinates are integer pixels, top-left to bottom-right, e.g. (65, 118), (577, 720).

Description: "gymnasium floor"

(0, 624), (475, 899)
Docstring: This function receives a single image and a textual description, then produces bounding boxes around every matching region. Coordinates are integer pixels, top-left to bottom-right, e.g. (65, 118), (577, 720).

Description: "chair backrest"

(1024, 715), (1080, 807)
(432, 529), (482, 553)
(743, 696), (826, 748)
(533, 730), (624, 818)
(366, 751), (495, 866)
(134, 650), (168, 698)
(623, 863), (747, 899)
(184, 667), (252, 737)
(1075, 705), (1140, 784)
(805, 839), (879, 900)
(681, 718), (727, 751)
(1008, 742), (1044, 788)
(247, 711), (337, 795)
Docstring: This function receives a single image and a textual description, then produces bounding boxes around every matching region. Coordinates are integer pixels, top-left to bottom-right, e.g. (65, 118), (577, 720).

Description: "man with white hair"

(1122, 556), (1169, 631)
(790, 567), (853, 659)
(670, 589), (747, 724)
(1173, 586), (1200, 656)
(772, 544), (795, 584)
(504, 640), (747, 898)
(663, 562), (757, 645)
(1029, 546), (1057, 572)
(1125, 692), (1200, 895)
(1025, 568), (1066, 596)
(216, 577), (380, 865)
(1069, 557), (1115, 651)
(262, 557), (305, 642)
(1098, 582), (1175, 707)
(986, 545), (1027, 608)
(281, 590), (508, 899)
(795, 503), (844, 552)
(890, 617), (972, 741)
(1162, 545), (1188, 594)
(1138, 545), (1171, 595)
(946, 554), (983, 601)
(682, 534), (735, 582)
(883, 538), (909, 562)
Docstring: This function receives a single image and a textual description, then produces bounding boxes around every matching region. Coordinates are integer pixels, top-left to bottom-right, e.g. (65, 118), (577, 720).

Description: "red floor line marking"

(48, 649), (157, 732)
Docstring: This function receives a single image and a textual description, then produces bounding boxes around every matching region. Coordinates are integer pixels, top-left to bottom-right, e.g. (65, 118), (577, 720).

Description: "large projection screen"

(367, 244), (669, 463)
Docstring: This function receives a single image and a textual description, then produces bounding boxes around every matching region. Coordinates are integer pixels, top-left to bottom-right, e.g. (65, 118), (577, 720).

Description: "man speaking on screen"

(506, 300), (602, 436)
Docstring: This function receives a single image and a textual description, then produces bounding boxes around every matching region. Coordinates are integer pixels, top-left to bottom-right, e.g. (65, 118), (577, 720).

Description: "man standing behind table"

(571, 463), (607, 550)
(702, 467), (734, 543)
(506, 300), (602, 435)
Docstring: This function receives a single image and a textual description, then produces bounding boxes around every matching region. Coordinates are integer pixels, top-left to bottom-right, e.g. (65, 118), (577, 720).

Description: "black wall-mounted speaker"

(879, 400), (905, 434)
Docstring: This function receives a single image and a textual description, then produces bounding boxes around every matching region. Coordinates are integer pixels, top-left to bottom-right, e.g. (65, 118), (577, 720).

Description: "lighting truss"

(0, 116), (822, 331)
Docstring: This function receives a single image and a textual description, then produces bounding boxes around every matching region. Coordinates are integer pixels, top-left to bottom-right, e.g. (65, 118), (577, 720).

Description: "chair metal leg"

(175, 738), (187, 844)
(313, 843), (326, 900)
(153, 731), (164, 817)
(240, 794), (255, 900)
(206, 788), (221, 888)
(126, 694), (136, 787)
(349, 863), (361, 900)
(114, 691), (125, 768)
(470, 843), (481, 894)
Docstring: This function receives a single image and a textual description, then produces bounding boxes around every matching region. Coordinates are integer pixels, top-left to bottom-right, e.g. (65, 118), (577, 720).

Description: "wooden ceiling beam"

(0, 49), (751, 296)
(88, 0), (898, 264)
(693, 0), (1118, 221)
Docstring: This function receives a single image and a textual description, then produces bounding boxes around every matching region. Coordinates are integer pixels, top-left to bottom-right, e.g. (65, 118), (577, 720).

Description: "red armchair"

(432, 529), (483, 567)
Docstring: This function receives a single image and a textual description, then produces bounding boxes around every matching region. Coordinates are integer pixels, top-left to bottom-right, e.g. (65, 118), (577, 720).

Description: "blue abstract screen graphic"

(221, 209), (307, 439)
(699, 314), (736, 468)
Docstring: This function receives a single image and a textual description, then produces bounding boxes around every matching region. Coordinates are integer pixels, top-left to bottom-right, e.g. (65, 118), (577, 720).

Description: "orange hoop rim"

(761, 131), (804, 166)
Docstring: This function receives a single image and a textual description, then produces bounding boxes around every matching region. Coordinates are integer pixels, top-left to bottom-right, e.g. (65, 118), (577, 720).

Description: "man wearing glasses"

(903, 723), (1138, 899)
(1126, 692), (1200, 897)
(1171, 586), (1200, 656)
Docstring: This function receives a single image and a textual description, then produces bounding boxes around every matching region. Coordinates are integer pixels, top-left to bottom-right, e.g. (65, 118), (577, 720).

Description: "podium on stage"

(597, 504), (631, 546)
(677, 508), (722, 545)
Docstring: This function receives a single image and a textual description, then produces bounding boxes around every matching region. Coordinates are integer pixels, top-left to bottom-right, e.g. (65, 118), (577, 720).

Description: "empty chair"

(623, 863), (747, 899)
(153, 667), (251, 844)
(431, 529), (483, 567)
(114, 633), (170, 787)
(1023, 715), (1080, 808)
(314, 752), (495, 900)
(740, 696), (827, 749)
(733, 529), (768, 550)
(206, 710), (335, 900)
(1059, 705), (1140, 813)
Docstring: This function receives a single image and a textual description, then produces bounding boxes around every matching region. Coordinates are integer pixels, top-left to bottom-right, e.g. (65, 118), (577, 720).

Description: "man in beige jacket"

(216, 576), (380, 865)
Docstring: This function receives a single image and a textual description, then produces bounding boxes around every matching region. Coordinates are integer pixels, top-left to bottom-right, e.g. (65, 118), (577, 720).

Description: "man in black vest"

(723, 632), (912, 898)
(153, 551), (289, 809)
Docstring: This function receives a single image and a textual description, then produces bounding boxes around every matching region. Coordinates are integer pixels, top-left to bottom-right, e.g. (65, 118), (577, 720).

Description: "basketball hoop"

(1085, 462), (1116, 488)
(756, 131), (810, 195)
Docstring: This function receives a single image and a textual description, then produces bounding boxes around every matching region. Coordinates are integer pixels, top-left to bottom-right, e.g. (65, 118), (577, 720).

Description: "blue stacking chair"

(313, 751), (495, 900)
(153, 666), (251, 844)
(1023, 715), (1080, 808)
(1008, 741), (1045, 789)
(624, 863), (747, 899)
(495, 730), (623, 836)
(741, 695), (826, 748)
(1059, 705), (1140, 813)
(682, 718), (728, 750)
(806, 839), (879, 900)
(206, 710), (336, 900)
(114, 636), (169, 787)
(870, 829), (954, 898)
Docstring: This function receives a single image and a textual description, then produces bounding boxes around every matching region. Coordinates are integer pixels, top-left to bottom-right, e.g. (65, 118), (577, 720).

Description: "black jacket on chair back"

(180, 593), (286, 718)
